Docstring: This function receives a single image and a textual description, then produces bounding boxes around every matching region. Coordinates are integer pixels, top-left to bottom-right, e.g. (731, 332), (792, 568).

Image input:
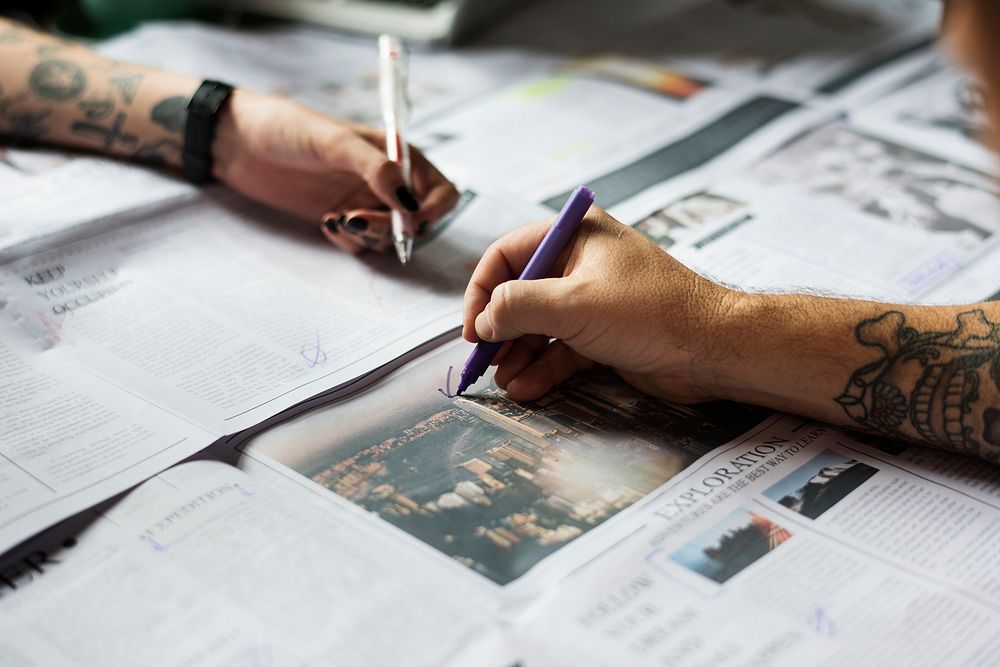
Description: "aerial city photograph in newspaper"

(247, 342), (769, 584)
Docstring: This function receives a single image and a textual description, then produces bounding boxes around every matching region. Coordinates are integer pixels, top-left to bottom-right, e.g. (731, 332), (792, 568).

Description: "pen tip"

(394, 237), (413, 265)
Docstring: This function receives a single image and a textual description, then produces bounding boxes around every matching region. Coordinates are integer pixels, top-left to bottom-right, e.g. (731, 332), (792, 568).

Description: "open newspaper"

(7, 3), (1000, 664)
(3, 339), (1000, 666)
(0, 184), (557, 553)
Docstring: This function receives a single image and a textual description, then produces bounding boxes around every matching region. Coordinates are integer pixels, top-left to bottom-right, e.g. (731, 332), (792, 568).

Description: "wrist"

(690, 288), (767, 402)
(699, 292), (818, 405)
(703, 292), (867, 417)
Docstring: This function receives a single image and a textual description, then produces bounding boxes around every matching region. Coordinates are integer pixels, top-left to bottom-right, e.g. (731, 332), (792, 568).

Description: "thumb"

(475, 278), (576, 342)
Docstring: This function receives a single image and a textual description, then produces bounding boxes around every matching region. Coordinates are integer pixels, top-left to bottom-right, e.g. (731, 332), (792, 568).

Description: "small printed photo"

(752, 123), (1000, 241)
(669, 508), (792, 585)
(763, 449), (879, 520)
(897, 76), (989, 146)
(634, 192), (748, 250)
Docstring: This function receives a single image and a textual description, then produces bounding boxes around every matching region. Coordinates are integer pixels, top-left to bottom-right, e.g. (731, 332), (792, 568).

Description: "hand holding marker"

(454, 185), (596, 395)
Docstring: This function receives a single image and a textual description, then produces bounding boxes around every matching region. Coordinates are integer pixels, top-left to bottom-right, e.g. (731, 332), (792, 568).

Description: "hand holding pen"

(456, 186), (595, 394)
(460, 195), (729, 404)
(315, 35), (458, 255)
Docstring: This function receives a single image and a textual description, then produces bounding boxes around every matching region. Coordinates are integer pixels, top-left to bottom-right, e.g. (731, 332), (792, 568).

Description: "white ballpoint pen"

(378, 34), (414, 265)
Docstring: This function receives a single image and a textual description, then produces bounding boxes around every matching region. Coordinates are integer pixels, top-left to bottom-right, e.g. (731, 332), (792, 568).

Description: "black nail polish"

(417, 220), (429, 236)
(346, 217), (369, 233)
(323, 216), (343, 234)
(395, 186), (419, 212)
(361, 236), (379, 248)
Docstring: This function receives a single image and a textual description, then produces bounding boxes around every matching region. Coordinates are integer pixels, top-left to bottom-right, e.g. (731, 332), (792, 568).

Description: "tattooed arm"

(0, 19), (196, 165)
(714, 296), (1000, 462)
(461, 209), (1000, 462)
(0, 18), (459, 253)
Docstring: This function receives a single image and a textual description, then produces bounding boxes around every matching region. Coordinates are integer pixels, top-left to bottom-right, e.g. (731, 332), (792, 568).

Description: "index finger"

(410, 148), (460, 223)
(462, 218), (555, 342)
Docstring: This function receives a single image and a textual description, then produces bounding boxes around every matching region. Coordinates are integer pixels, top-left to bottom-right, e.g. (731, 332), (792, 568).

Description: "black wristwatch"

(182, 80), (234, 185)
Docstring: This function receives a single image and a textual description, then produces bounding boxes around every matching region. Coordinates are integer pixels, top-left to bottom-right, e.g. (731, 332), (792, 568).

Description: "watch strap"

(182, 80), (234, 184)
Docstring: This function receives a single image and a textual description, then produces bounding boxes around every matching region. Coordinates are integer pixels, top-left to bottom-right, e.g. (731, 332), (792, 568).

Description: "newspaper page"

(0, 189), (550, 554)
(512, 417), (1000, 666)
(415, 75), (805, 209)
(630, 118), (1000, 304)
(849, 56), (998, 174)
(0, 307), (213, 557)
(0, 459), (502, 666)
(0, 190), (545, 432)
(0, 154), (194, 253)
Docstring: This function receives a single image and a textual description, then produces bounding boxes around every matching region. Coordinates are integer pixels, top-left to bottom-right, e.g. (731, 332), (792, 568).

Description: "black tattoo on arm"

(150, 96), (188, 133)
(71, 112), (137, 150)
(29, 60), (87, 101)
(133, 138), (183, 166)
(0, 83), (50, 143)
(77, 96), (115, 120)
(837, 310), (1000, 461)
(108, 72), (143, 104)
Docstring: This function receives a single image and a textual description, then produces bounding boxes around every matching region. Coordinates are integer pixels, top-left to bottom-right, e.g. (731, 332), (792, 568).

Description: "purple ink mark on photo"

(438, 365), (455, 398)
(299, 331), (328, 368)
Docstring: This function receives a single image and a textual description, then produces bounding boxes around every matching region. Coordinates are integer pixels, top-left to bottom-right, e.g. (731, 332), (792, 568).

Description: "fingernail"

(477, 311), (495, 340)
(323, 215), (344, 234)
(395, 186), (419, 212)
(346, 217), (369, 233)
(361, 236), (379, 248)
(417, 220), (429, 236)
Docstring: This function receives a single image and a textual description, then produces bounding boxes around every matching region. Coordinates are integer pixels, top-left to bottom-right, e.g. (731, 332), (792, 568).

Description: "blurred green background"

(3, 0), (210, 38)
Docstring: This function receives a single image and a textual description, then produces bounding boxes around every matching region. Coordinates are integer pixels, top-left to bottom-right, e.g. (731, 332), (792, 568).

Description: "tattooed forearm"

(0, 17), (198, 167)
(837, 309), (1000, 461)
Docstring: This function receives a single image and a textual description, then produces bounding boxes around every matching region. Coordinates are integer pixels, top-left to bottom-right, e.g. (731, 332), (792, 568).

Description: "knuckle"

(371, 158), (400, 184)
(489, 282), (514, 325)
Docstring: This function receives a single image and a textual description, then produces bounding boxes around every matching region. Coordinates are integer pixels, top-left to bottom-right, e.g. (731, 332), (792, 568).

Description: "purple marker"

(455, 185), (595, 396)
